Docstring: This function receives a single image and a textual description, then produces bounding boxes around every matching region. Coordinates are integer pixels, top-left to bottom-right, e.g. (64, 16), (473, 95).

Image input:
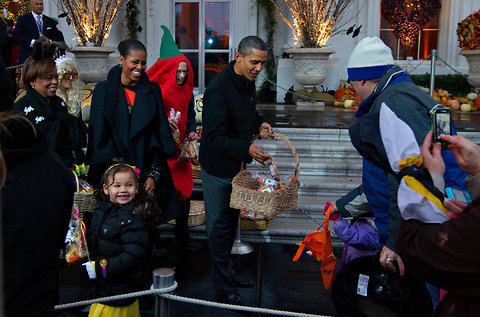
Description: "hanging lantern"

(382, 0), (441, 47)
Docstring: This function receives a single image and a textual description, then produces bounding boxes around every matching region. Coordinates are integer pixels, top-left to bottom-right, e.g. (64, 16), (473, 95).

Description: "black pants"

(202, 168), (239, 295)
(174, 199), (191, 243)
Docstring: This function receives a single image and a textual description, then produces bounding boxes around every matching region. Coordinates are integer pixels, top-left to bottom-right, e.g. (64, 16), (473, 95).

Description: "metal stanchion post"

(153, 268), (175, 317)
(429, 49), (437, 97)
(231, 214), (253, 255)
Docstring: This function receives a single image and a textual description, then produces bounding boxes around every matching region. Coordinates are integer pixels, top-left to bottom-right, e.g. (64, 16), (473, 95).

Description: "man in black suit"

(199, 35), (273, 306)
(13, 0), (64, 64)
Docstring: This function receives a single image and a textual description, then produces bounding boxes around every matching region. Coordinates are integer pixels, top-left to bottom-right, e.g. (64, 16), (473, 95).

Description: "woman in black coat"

(86, 39), (181, 224)
(12, 47), (87, 168)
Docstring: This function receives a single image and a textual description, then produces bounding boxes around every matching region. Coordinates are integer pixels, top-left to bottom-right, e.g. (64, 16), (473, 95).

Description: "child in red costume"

(147, 25), (200, 251)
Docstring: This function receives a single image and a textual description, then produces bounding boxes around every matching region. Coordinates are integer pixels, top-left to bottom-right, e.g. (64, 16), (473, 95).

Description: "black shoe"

(215, 293), (246, 306)
(176, 238), (201, 252)
(234, 275), (254, 288)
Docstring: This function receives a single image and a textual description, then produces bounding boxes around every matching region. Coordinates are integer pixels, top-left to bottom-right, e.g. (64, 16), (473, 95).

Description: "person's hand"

(249, 144), (271, 164)
(441, 134), (480, 176)
(168, 118), (178, 133)
(420, 131), (445, 175)
(82, 261), (96, 279)
(188, 131), (199, 141)
(379, 246), (405, 276)
(144, 177), (156, 193)
(259, 122), (274, 139)
(444, 198), (467, 217)
(324, 201), (340, 221)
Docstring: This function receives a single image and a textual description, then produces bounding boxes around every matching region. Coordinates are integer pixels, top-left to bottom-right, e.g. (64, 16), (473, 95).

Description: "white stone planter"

(70, 46), (115, 84)
(286, 47), (335, 89)
(460, 49), (480, 88)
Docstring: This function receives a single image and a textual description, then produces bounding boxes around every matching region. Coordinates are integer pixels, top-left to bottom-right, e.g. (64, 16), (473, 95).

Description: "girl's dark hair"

(118, 39), (147, 58)
(96, 162), (160, 223)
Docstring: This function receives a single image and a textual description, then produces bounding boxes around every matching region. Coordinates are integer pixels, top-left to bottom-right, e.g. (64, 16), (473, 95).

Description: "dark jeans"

(202, 168), (239, 295)
(174, 199), (191, 243)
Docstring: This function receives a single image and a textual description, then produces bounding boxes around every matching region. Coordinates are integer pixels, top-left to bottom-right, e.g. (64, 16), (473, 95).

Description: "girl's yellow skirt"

(88, 299), (140, 317)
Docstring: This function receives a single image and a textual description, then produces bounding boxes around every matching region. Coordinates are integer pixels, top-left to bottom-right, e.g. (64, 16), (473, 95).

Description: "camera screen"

(452, 188), (467, 204)
(436, 112), (451, 136)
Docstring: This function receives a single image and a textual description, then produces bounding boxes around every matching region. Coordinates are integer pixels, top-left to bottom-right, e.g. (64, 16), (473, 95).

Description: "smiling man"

(199, 35), (273, 306)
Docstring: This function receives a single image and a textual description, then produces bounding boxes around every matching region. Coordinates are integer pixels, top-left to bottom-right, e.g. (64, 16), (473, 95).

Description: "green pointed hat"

(159, 25), (182, 59)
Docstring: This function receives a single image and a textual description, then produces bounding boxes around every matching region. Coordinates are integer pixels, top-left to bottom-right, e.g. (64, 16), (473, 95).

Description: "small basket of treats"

(240, 211), (271, 231)
(168, 201), (206, 226)
(230, 132), (300, 219)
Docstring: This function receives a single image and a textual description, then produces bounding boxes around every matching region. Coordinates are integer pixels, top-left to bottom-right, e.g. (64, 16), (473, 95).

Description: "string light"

(0, 0), (30, 24)
(58, 0), (127, 46)
(272, 0), (354, 48)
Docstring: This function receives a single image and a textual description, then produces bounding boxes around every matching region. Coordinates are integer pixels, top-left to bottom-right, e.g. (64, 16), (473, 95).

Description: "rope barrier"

(53, 282), (178, 310)
(54, 281), (335, 316)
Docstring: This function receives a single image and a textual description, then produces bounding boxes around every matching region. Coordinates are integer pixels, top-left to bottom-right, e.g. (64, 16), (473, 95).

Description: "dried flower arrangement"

(56, 0), (127, 46)
(272, 0), (356, 48)
(457, 9), (480, 50)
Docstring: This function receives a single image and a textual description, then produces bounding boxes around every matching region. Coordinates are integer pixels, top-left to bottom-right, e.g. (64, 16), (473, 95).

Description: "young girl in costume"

(83, 163), (159, 316)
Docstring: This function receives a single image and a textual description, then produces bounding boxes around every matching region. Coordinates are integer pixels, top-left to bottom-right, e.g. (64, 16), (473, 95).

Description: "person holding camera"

(396, 132), (480, 316)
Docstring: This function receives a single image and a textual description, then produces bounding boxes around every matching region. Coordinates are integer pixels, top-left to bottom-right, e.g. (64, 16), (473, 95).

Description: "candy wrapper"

(265, 158), (280, 181)
(256, 176), (280, 193)
(65, 207), (87, 264)
(179, 138), (198, 162)
(169, 108), (181, 144)
(241, 210), (267, 219)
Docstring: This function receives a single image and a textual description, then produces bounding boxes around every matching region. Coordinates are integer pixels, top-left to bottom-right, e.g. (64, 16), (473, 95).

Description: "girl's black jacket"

(89, 200), (148, 307)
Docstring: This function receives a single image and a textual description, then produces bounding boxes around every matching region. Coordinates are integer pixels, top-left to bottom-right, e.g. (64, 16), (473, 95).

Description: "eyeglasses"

(176, 69), (188, 75)
(60, 70), (78, 80)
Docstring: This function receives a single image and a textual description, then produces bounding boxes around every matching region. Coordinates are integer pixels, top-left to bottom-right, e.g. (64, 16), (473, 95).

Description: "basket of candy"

(192, 160), (202, 179)
(73, 171), (96, 215)
(230, 132), (300, 219)
(240, 211), (271, 231)
(168, 201), (205, 226)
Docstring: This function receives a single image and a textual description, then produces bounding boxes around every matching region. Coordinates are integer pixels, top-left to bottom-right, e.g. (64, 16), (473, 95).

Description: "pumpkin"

(451, 99), (461, 110)
(461, 103), (472, 112)
(344, 100), (354, 108)
(467, 92), (478, 101)
(334, 88), (347, 100)
(475, 96), (480, 109)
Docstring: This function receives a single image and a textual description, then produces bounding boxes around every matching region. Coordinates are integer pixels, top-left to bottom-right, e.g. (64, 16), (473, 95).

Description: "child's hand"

(82, 261), (96, 279)
(324, 202), (340, 221)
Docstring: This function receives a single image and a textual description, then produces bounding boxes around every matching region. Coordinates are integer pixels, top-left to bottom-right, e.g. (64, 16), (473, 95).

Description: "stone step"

(250, 156), (363, 177)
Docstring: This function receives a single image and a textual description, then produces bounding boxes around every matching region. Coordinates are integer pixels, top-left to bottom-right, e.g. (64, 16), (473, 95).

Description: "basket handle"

(251, 132), (299, 179)
(72, 170), (80, 193)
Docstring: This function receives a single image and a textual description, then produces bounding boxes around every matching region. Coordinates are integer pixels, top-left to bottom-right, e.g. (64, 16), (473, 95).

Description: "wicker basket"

(73, 172), (96, 215)
(240, 217), (271, 231)
(168, 201), (205, 226)
(192, 163), (202, 179)
(230, 132), (300, 219)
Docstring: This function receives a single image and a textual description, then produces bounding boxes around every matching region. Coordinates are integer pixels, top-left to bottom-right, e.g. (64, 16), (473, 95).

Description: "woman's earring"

(31, 84), (35, 89)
